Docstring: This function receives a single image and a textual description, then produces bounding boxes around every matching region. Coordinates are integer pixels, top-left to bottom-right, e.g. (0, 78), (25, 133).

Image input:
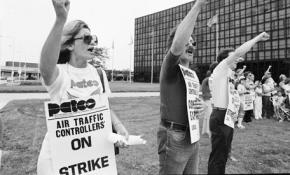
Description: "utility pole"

(150, 28), (154, 84)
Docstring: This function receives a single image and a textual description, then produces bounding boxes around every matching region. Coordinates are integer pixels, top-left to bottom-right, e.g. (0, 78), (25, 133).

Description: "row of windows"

(136, 0), (290, 25)
(218, 10), (290, 24)
(198, 28), (290, 43)
(134, 48), (290, 66)
(220, 0), (290, 13)
(195, 48), (290, 64)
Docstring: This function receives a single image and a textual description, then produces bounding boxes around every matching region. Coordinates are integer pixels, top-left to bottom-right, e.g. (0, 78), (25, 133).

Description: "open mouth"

(186, 46), (194, 54)
(87, 46), (95, 53)
(186, 50), (193, 54)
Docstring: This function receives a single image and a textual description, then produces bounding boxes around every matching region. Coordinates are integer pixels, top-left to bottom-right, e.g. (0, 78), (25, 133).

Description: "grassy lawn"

(0, 97), (289, 174)
(0, 81), (159, 93)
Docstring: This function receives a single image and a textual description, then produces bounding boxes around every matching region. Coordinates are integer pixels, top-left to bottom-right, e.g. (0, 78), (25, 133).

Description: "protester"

(262, 66), (276, 88)
(37, 0), (129, 174)
(284, 78), (290, 94)
(235, 65), (246, 81)
(279, 74), (288, 96)
(158, 0), (207, 174)
(243, 72), (256, 123)
(272, 91), (286, 120)
(201, 62), (218, 138)
(208, 32), (270, 174)
(237, 76), (247, 129)
(254, 81), (263, 120)
(261, 76), (275, 119)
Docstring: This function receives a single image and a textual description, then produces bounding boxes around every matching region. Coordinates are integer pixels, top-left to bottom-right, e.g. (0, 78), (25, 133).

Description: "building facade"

(0, 61), (40, 80)
(134, 0), (290, 82)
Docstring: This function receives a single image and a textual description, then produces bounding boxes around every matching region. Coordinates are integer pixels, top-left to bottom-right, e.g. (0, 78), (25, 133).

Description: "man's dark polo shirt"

(160, 51), (188, 125)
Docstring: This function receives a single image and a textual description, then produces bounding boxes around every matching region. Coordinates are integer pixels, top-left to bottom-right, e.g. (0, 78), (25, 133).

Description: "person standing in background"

(237, 76), (247, 129)
(201, 62), (218, 138)
(208, 32), (270, 174)
(243, 72), (256, 123)
(254, 80), (263, 120)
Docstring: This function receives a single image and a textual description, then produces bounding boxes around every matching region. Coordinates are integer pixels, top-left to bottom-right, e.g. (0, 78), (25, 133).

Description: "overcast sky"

(0, 0), (193, 70)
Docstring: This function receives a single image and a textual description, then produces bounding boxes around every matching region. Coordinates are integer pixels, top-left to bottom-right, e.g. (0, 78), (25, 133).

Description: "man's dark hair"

(165, 25), (196, 54)
(216, 48), (235, 63)
(165, 26), (178, 53)
(209, 61), (218, 73)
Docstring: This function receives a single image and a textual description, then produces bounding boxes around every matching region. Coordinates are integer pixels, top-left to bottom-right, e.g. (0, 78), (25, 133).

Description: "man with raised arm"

(208, 32), (270, 174)
(158, 0), (207, 174)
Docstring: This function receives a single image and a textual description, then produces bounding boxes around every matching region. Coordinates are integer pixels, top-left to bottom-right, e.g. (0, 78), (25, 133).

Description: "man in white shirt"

(208, 32), (269, 174)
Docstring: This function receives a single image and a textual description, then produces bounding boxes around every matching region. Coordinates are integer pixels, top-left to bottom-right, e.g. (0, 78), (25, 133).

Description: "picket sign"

(179, 64), (200, 143)
(243, 93), (254, 111)
(224, 75), (240, 128)
(44, 94), (117, 175)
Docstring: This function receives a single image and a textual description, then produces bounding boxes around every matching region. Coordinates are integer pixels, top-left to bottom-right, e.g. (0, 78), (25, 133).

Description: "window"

(258, 42), (265, 50)
(265, 42), (271, 50)
(259, 51), (265, 60)
(265, 22), (271, 30)
(272, 41), (278, 49)
(246, 26), (252, 33)
(258, 24), (264, 31)
(265, 13), (270, 21)
(251, 8), (257, 16)
(265, 51), (271, 59)
(247, 53), (253, 61)
(258, 14), (264, 23)
(241, 26), (247, 35)
(246, 0), (251, 8)
(240, 1), (245, 9)
(272, 30), (278, 39)
(272, 50), (279, 59)
(272, 11), (278, 20)
(286, 28), (290, 37)
(271, 21), (278, 30)
(277, 0), (285, 10)
(279, 29), (285, 38)
(279, 50), (285, 59)
(241, 10), (246, 18)
(279, 19), (285, 28)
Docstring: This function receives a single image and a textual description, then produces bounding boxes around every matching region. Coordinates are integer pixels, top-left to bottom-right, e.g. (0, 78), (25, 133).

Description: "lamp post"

(128, 36), (133, 83)
(150, 28), (154, 84)
(111, 41), (115, 82)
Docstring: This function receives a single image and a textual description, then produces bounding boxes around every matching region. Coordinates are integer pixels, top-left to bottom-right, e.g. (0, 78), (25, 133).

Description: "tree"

(89, 47), (109, 69)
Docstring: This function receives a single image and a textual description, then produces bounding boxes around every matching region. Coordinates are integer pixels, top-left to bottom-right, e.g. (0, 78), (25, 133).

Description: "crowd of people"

(234, 67), (290, 125)
(202, 65), (290, 131)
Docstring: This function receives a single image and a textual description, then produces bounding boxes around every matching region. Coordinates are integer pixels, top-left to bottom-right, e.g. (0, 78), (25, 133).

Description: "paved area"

(0, 92), (159, 110)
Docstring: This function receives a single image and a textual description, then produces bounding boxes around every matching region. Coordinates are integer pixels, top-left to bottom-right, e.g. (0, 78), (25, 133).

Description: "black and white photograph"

(0, 0), (289, 174)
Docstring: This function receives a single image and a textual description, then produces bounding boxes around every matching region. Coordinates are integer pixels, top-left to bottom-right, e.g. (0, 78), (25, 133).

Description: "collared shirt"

(262, 82), (274, 96)
(211, 59), (233, 108)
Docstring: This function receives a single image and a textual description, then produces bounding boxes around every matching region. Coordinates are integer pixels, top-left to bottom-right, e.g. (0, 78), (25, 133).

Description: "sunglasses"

(73, 35), (98, 45)
(186, 41), (197, 47)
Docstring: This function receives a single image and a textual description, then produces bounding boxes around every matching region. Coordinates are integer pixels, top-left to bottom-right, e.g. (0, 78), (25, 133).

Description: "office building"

(134, 0), (290, 82)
